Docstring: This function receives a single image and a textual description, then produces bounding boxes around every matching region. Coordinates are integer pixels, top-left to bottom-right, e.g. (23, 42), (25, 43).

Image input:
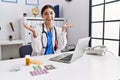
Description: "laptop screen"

(70, 37), (90, 62)
(49, 37), (90, 63)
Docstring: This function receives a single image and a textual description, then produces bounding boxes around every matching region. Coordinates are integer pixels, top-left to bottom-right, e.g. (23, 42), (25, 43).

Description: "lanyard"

(41, 23), (58, 51)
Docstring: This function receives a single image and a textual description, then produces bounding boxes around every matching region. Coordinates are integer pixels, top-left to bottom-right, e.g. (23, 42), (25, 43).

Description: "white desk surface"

(0, 40), (25, 45)
(0, 53), (120, 80)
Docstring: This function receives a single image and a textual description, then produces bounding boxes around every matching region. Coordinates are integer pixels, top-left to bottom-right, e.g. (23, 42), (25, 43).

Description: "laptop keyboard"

(60, 54), (73, 61)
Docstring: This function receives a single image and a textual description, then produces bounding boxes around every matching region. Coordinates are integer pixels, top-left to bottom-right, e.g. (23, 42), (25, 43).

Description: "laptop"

(49, 37), (90, 63)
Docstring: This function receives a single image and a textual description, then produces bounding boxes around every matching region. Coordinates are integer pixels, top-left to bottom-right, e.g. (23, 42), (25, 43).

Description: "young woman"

(23, 5), (72, 56)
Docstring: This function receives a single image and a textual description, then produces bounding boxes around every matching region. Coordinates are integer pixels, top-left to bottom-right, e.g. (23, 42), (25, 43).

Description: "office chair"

(19, 45), (32, 58)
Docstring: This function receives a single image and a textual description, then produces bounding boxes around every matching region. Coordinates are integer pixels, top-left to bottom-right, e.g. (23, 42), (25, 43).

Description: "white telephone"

(85, 45), (107, 56)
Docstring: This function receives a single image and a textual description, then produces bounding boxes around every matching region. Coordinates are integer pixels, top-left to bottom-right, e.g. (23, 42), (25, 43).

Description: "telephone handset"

(92, 45), (107, 51)
(85, 45), (107, 56)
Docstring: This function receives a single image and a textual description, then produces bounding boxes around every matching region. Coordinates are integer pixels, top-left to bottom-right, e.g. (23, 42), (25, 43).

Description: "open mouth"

(47, 20), (51, 21)
(46, 19), (53, 21)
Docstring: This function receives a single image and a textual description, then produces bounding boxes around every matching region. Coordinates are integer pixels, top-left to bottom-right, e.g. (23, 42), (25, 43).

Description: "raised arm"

(23, 23), (38, 38)
(62, 23), (73, 32)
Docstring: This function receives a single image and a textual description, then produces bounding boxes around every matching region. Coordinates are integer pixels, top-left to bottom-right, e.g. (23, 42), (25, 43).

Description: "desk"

(0, 40), (25, 60)
(0, 53), (120, 80)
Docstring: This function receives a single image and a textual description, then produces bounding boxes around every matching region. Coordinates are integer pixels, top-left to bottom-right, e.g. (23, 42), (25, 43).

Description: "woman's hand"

(62, 23), (73, 32)
(23, 23), (38, 38)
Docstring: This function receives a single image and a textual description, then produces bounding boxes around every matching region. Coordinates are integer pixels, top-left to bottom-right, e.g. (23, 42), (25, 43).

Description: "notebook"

(49, 37), (90, 63)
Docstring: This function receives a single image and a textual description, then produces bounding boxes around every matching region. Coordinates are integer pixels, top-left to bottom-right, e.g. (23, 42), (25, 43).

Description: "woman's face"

(42, 8), (55, 24)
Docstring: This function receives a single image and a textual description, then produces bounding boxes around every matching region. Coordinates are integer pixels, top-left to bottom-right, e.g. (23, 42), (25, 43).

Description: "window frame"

(89, 0), (120, 56)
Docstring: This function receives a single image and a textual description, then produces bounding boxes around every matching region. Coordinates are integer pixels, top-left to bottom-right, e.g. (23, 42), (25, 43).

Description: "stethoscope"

(41, 23), (58, 51)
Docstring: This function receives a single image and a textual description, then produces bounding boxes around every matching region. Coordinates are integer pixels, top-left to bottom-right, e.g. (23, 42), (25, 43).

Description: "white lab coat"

(31, 23), (67, 56)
